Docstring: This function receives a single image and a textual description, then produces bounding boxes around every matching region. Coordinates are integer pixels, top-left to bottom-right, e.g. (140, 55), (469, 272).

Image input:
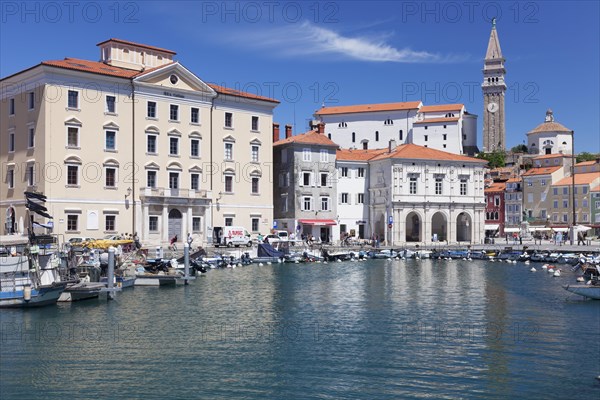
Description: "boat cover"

(257, 243), (285, 258)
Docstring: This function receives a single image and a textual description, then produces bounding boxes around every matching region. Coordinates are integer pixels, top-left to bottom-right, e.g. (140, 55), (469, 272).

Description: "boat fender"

(23, 285), (32, 301)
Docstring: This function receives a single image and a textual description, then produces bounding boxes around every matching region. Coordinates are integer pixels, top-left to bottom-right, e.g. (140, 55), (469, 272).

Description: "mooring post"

(184, 242), (190, 285)
(107, 246), (115, 300)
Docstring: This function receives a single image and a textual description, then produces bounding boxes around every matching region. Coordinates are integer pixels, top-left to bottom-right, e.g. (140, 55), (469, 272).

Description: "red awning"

(298, 219), (337, 226)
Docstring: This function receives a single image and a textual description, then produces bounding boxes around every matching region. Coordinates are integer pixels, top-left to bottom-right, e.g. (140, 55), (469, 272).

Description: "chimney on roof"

(317, 123), (325, 134)
(273, 123), (280, 143)
(388, 139), (397, 153)
(285, 124), (292, 139)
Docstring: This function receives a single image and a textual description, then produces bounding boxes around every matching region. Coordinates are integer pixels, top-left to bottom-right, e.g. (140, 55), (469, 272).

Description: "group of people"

(168, 233), (195, 251)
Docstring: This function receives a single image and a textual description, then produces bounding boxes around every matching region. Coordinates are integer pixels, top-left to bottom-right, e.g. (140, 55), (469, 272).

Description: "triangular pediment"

(223, 135), (236, 143)
(249, 138), (262, 145)
(144, 161), (160, 170)
(134, 62), (217, 97)
(64, 117), (83, 126)
(103, 121), (120, 130)
(189, 164), (203, 172)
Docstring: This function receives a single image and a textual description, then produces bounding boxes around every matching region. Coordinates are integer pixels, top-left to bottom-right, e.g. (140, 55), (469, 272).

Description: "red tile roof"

(528, 121), (572, 134)
(505, 177), (521, 183)
(274, 130), (339, 147)
(36, 59), (279, 103)
(41, 58), (143, 78)
(336, 148), (389, 161)
(485, 182), (506, 192)
(96, 38), (176, 55)
(521, 166), (562, 176)
(413, 117), (460, 125)
(419, 104), (463, 113)
(576, 160), (599, 166)
(208, 83), (279, 104)
(591, 185), (600, 192)
(532, 153), (571, 160)
(553, 172), (600, 186)
(315, 101), (422, 115)
(369, 143), (486, 163)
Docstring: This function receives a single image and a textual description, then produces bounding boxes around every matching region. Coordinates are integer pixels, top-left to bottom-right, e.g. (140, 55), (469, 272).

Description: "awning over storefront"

(484, 224), (500, 230)
(504, 227), (520, 233)
(551, 227), (569, 232)
(298, 219), (337, 226)
(529, 226), (551, 232)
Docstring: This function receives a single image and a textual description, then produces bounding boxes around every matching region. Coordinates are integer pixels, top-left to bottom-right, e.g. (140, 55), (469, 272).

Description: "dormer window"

(384, 119), (393, 125)
(338, 122), (347, 128)
(445, 113), (455, 118)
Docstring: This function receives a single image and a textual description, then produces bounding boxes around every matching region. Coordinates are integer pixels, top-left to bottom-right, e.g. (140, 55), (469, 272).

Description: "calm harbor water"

(1, 259), (599, 399)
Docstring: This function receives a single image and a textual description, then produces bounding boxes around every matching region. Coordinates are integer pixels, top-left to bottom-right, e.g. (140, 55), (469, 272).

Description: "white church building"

(314, 101), (479, 156)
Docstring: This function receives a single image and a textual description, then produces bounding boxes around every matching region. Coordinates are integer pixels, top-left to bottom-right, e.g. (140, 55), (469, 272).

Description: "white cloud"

(227, 22), (463, 63)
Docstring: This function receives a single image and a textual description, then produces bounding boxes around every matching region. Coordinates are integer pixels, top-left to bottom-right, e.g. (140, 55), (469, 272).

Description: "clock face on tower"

(487, 102), (499, 113)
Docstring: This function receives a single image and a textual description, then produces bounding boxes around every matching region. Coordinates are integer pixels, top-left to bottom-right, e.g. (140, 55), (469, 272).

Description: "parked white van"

(213, 226), (252, 247)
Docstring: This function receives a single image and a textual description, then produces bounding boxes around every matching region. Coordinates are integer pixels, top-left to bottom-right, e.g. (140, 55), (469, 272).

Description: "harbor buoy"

(525, 260), (530, 265)
(295, 260), (299, 264)
(542, 264), (549, 269)
(337, 259), (342, 262)
(258, 263), (264, 267)
(553, 269), (561, 277)
(530, 267), (537, 272)
(267, 262), (272, 265)
(548, 267), (555, 274)
(577, 276), (584, 282)
(237, 263), (242, 267)
(468, 258), (472, 261)
(324, 261), (328, 264)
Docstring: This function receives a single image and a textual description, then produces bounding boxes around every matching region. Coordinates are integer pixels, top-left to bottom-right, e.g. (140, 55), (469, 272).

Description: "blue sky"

(1, 1), (599, 153)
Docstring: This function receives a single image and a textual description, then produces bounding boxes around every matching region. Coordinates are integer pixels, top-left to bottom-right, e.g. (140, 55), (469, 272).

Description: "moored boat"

(0, 236), (67, 308)
(563, 283), (600, 300)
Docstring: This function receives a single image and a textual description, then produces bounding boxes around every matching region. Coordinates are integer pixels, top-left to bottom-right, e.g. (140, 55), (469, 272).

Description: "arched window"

(384, 119), (393, 125)
(375, 131), (379, 141)
(352, 132), (356, 143)
(399, 130), (403, 140)
(328, 133), (332, 139)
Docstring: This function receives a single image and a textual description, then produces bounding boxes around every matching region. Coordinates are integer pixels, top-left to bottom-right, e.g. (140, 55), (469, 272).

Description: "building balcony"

(140, 187), (211, 204)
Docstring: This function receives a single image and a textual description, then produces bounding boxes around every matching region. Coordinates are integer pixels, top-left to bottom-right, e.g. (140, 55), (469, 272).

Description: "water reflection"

(1, 259), (598, 399)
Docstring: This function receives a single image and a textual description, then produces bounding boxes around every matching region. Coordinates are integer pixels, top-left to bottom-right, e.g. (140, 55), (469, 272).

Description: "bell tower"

(482, 18), (506, 152)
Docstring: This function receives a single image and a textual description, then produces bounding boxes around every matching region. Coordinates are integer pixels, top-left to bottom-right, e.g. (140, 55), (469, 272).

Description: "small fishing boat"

(58, 282), (106, 302)
(563, 282), (600, 300)
(0, 236), (67, 308)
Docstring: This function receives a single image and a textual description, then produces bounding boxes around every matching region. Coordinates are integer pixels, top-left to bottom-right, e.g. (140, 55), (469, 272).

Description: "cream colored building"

(1, 39), (278, 245)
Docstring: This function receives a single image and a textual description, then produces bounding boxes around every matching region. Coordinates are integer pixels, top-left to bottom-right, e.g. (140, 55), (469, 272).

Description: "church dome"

(527, 110), (572, 134)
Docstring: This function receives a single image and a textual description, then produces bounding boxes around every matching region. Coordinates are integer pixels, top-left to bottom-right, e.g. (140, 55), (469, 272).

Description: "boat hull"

(0, 283), (67, 308)
(134, 275), (178, 286)
(563, 284), (600, 300)
(58, 282), (106, 302)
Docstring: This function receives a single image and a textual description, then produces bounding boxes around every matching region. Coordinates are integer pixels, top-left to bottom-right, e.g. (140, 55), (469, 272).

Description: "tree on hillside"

(476, 151), (506, 169)
(510, 144), (528, 153)
(576, 152), (599, 163)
